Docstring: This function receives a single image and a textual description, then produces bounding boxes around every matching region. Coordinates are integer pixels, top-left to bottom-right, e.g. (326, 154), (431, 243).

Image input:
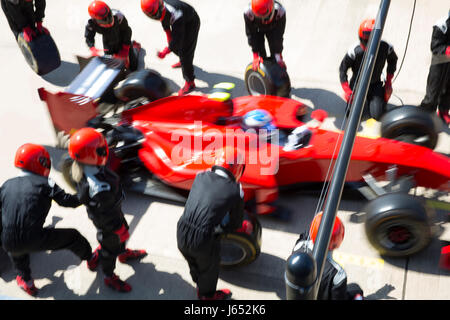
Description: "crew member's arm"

(339, 51), (354, 102)
(48, 179), (81, 208)
(384, 44), (398, 101)
(430, 22), (449, 55)
(85, 20), (97, 49)
(267, 9), (286, 68)
(224, 185), (245, 232)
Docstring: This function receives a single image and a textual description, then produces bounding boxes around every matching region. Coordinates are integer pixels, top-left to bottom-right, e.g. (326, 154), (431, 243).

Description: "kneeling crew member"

(293, 212), (364, 300)
(177, 148), (245, 300)
(339, 18), (398, 120)
(0, 144), (93, 297)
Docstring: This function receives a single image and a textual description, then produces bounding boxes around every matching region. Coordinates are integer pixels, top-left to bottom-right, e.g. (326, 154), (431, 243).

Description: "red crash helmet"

(68, 128), (109, 166)
(252, 0), (275, 24)
(14, 143), (51, 177)
(309, 212), (345, 251)
(213, 147), (246, 181)
(141, 0), (166, 20)
(358, 18), (375, 46)
(88, 1), (114, 27)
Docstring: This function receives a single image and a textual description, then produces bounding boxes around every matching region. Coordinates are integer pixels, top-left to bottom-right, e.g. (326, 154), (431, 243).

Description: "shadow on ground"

(194, 66), (248, 97)
(42, 60), (80, 87)
(220, 252), (286, 300)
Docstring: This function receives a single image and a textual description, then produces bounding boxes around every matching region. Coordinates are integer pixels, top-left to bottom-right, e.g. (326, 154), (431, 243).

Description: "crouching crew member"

(339, 19), (398, 120)
(420, 10), (450, 125)
(1, 0), (48, 40)
(68, 128), (147, 293)
(86, 1), (138, 71)
(0, 144), (93, 297)
(141, 0), (200, 95)
(177, 148), (245, 300)
(293, 213), (364, 300)
(244, 0), (287, 71)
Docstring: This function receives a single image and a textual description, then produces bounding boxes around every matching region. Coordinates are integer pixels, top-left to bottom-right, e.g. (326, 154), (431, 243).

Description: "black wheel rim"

(377, 221), (419, 252)
(220, 239), (246, 266)
(247, 72), (267, 96)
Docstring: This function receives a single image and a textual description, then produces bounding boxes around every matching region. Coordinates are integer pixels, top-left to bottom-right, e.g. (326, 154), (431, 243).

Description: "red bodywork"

(39, 88), (450, 214)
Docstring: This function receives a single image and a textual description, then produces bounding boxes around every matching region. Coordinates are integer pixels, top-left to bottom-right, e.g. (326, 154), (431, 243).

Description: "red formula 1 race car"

(39, 57), (449, 265)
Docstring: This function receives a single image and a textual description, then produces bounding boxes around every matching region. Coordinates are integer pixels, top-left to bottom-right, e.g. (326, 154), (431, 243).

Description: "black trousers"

(178, 13), (200, 82)
(420, 62), (450, 115)
(349, 81), (386, 121)
(178, 236), (221, 297)
(96, 230), (126, 277)
(4, 228), (92, 281)
(1, 0), (22, 39)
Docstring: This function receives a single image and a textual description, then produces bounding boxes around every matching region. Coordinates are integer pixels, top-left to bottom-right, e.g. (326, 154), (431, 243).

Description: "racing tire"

(114, 69), (171, 102)
(220, 213), (262, 268)
(60, 154), (77, 191)
(244, 58), (291, 98)
(17, 32), (61, 76)
(380, 106), (439, 149)
(364, 193), (433, 257)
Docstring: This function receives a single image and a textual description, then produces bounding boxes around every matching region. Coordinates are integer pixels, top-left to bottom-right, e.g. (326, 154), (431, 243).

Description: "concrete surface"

(0, 0), (449, 301)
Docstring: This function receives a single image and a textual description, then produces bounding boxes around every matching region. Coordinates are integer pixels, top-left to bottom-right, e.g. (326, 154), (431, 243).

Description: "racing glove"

(446, 46), (450, 58)
(114, 224), (130, 243)
(341, 81), (353, 103)
(275, 53), (286, 69)
(90, 47), (102, 57)
(157, 46), (171, 59)
(22, 26), (35, 42)
(252, 52), (263, 71)
(114, 44), (130, 67)
(36, 22), (49, 35)
(236, 220), (254, 235)
(384, 73), (394, 102)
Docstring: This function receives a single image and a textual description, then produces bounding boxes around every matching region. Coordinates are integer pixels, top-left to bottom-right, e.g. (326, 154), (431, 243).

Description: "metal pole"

(310, 0), (391, 299)
(285, 0), (392, 300)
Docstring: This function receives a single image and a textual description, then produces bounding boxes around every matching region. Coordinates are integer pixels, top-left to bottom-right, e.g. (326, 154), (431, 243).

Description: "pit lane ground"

(0, 0), (449, 300)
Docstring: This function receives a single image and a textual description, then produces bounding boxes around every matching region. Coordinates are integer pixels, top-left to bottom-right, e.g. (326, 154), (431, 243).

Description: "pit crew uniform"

(177, 167), (244, 298)
(1, 0), (45, 39)
(160, 0), (200, 83)
(244, 1), (286, 60)
(0, 172), (92, 283)
(74, 165), (130, 278)
(293, 238), (364, 300)
(85, 9), (138, 71)
(420, 12), (450, 123)
(339, 41), (398, 120)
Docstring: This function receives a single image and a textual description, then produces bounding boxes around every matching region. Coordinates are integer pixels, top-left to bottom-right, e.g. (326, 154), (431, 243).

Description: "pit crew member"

(244, 0), (287, 71)
(420, 10), (450, 125)
(68, 128), (147, 293)
(176, 148), (245, 300)
(141, 0), (200, 95)
(0, 144), (93, 297)
(85, 1), (138, 71)
(339, 18), (398, 120)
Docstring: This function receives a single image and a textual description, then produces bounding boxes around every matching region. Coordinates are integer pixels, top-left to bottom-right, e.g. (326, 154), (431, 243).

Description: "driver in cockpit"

(241, 109), (312, 151)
